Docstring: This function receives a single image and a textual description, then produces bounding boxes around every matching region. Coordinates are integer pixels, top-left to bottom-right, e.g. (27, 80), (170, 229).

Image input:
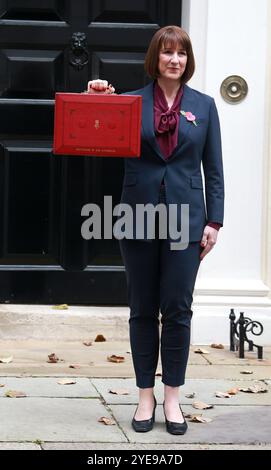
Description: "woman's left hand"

(199, 226), (219, 261)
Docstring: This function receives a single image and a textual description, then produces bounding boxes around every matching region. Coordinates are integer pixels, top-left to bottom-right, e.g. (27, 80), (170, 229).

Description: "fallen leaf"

(184, 412), (201, 418)
(211, 343), (224, 349)
(5, 390), (27, 398)
(185, 392), (196, 399)
(194, 348), (210, 354)
(57, 379), (77, 385)
(240, 370), (253, 375)
(107, 355), (125, 363)
(215, 391), (231, 398)
(227, 388), (239, 395)
(95, 334), (106, 342)
(0, 356), (13, 363)
(69, 364), (81, 369)
(239, 383), (268, 394)
(47, 353), (59, 363)
(0, 384), (5, 387)
(192, 401), (214, 410)
(83, 341), (92, 347)
(52, 304), (69, 309)
(98, 416), (116, 425)
(189, 415), (213, 423)
(109, 389), (130, 395)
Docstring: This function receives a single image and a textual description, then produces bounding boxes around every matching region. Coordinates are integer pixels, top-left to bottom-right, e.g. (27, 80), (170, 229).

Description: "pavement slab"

(0, 377), (98, 398)
(41, 443), (271, 450)
(109, 404), (271, 444)
(0, 443), (41, 450)
(186, 364), (271, 380)
(195, 345), (271, 366)
(0, 397), (127, 443)
(91, 378), (271, 406)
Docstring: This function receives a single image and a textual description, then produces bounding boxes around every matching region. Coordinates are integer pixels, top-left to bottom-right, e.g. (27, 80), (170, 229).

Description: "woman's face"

(158, 42), (188, 81)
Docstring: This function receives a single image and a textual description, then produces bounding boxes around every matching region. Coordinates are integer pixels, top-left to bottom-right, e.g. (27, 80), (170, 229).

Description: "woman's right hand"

(86, 79), (115, 94)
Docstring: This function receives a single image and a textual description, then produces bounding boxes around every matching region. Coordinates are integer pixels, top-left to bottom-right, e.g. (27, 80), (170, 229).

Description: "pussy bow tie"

(156, 110), (178, 134)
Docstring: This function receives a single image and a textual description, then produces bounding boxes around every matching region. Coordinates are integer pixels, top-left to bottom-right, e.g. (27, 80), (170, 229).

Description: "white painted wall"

(182, 0), (271, 344)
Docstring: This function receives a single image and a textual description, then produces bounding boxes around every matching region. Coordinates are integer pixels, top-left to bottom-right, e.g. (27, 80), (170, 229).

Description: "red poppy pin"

(180, 110), (197, 126)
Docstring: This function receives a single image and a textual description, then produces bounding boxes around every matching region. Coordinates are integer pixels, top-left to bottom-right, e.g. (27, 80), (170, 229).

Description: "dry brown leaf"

(109, 389), (130, 395)
(190, 415), (213, 423)
(215, 391), (231, 398)
(194, 348), (210, 354)
(52, 304), (68, 309)
(95, 334), (106, 342)
(227, 388), (239, 395)
(184, 412), (202, 418)
(192, 401), (214, 410)
(47, 353), (59, 363)
(0, 356), (13, 363)
(107, 355), (125, 363)
(83, 341), (93, 347)
(5, 390), (27, 398)
(185, 392), (196, 399)
(98, 416), (116, 425)
(239, 383), (268, 394)
(240, 370), (253, 375)
(211, 343), (224, 349)
(69, 364), (81, 369)
(57, 379), (77, 385)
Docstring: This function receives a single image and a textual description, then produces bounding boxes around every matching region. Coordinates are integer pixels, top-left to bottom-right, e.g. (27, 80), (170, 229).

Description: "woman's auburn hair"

(144, 25), (195, 83)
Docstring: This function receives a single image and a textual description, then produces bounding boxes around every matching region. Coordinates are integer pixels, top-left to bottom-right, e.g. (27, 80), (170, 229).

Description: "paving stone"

(91, 378), (271, 406)
(0, 398), (127, 442)
(109, 404), (271, 444)
(0, 341), (134, 377)
(186, 364), (271, 380)
(0, 340), (208, 377)
(196, 346), (271, 366)
(0, 443), (41, 450)
(0, 377), (98, 398)
(42, 442), (271, 450)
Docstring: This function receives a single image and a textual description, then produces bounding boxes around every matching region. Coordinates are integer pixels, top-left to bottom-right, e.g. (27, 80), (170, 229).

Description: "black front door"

(0, 0), (182, 304)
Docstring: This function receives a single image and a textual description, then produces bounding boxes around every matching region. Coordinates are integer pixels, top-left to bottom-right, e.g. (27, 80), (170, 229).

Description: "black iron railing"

(229, 308), (263, 359)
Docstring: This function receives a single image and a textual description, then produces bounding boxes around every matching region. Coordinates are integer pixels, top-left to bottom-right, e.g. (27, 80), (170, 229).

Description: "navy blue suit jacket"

(116, 80), (224, 242)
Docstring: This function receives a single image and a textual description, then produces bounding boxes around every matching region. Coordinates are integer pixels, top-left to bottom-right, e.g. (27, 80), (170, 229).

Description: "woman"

(87, 25), (224, 435)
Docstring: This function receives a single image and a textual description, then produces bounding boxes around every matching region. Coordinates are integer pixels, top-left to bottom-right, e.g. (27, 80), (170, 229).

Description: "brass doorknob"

(220, 75), (248, 103)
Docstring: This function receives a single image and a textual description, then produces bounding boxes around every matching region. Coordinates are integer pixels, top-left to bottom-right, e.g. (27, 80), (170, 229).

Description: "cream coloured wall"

(182, 0), (271, 344)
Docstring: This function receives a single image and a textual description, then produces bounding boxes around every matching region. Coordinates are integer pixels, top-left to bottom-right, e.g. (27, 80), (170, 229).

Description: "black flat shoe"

(132, 396), (157, 432)
(163, 402), (188, 435)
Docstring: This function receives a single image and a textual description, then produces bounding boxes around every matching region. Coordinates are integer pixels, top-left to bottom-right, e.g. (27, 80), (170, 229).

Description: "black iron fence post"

(229, 308), (264, 359)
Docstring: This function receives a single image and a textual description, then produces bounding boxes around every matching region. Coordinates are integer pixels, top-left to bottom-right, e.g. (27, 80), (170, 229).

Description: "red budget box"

(53, 92), (142, 157)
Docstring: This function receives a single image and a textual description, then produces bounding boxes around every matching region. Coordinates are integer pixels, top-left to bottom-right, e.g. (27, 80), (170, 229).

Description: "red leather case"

(53, 93), (142, 157)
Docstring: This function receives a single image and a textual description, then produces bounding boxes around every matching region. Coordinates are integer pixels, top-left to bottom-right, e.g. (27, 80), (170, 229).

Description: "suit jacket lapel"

(141, 81), (165, 160)
(170, 83), (200, 160)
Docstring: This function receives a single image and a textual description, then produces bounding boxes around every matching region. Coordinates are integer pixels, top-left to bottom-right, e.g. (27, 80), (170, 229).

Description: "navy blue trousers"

(119, 188), (202, 388)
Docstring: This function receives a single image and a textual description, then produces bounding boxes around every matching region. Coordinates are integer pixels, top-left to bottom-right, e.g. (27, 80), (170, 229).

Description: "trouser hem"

(161, 378), (185, 387)
(136, 381), (155, 389)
